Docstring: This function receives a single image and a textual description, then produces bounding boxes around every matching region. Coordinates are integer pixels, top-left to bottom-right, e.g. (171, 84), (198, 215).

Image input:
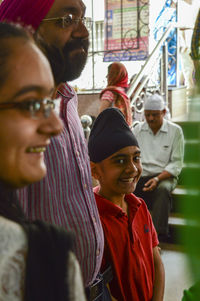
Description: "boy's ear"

(90, 161), (100, 180)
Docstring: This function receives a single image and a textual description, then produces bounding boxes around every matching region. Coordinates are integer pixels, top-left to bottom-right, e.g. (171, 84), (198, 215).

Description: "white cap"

(144, 94), (165, 111)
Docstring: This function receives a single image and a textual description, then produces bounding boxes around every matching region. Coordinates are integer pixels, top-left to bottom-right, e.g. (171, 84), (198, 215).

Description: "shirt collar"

(94, 188), (142, 218)
(142, 118), (168, 134)
(125, 194), (142, 219)
(57, 82), (75, 100)
(94, 191), (123, 217)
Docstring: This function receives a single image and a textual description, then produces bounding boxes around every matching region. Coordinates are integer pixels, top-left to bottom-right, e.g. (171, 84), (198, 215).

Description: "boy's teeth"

(128, 178), (134, 182)
(122, 178), (134, 182)
(28, 147), (46, 153)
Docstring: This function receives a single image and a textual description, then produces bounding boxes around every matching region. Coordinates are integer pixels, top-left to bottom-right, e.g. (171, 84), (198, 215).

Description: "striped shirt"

(18, 83), (104, 286)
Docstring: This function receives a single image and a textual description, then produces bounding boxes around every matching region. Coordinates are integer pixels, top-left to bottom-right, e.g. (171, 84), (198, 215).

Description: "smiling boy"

(88, 108), (165, 301)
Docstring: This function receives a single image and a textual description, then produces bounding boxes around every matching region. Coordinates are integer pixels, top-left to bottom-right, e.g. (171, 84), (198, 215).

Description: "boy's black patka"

(88, 108), (138, 162)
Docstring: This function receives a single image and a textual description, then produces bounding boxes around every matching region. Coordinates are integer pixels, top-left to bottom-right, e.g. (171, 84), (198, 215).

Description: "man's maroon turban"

(0, 0), (55, 30)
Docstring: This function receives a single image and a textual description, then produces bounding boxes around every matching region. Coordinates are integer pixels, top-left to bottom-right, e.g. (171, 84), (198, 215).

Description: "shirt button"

(76, 151), (80, 156)
(84, 184), (87, 189)
(93, 216), (97, 223)
(96, 249), (100, 256)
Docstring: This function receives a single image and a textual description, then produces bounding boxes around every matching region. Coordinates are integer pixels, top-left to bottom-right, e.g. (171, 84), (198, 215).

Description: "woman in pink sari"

(99, 62), (132, 126)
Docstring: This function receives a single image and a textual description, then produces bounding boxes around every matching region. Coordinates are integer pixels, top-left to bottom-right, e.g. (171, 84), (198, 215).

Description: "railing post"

(80, 115), (93, 142)
(127, 23), (176, 103)
(91, 0), (95, 91)
(127, 22), (178, 117)
(161, 42), (169, 106)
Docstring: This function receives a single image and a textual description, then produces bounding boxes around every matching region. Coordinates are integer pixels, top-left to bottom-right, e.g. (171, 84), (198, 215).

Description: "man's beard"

(62, 38), (89, 82)
(35, 34), (89, 85)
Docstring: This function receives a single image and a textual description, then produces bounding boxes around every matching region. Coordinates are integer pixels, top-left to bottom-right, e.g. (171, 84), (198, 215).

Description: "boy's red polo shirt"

(94, 187), (159, 301)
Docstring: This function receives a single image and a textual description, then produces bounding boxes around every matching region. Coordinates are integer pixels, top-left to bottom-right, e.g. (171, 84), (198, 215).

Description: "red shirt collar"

(93, 186), (142, 219)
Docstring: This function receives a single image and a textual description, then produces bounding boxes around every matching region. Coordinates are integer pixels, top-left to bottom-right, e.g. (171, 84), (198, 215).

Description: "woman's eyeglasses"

(42, 14), (93, 30)
(0, 98), (61, 119)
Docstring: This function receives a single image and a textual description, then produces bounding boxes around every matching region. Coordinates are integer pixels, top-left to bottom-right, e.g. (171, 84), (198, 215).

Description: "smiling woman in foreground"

(0, 22), (86, 301)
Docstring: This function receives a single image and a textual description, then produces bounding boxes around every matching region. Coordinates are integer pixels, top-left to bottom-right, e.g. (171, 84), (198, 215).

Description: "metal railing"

(127, 22), (178, 109)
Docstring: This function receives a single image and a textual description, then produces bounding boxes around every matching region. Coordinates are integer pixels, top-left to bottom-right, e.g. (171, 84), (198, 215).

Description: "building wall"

(77, 92), (100, 118)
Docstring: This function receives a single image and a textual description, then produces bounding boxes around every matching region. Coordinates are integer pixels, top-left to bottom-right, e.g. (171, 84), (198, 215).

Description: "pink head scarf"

(0, 0), (55, 30)
(107, 62), (129, 88)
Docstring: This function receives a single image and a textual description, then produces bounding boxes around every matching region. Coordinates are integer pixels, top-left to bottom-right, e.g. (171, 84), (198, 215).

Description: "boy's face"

(92, 146), (142, 199)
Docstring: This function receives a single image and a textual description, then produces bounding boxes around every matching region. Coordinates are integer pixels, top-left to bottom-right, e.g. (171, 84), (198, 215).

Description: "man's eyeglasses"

(0, 98), (60, 119)
(42, 14), (93, 30)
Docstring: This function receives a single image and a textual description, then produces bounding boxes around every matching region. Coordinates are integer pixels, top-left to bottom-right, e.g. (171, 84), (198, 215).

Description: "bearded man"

(0, 1), (111, 300)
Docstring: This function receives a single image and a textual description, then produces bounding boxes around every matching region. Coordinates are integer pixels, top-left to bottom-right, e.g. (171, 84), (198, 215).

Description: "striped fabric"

(101, 89), (115, 103)
(100, 87), (133, 126)
(18, 83), (104, 287)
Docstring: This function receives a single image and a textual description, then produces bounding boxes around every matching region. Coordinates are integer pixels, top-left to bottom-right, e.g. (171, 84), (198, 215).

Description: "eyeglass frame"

(0, 97), (61, 119)
(42, 15), (93, 30)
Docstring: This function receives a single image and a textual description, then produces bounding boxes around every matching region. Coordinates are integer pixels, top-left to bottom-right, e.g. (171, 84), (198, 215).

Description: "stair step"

(172, 187), (200, 196)
(184, 140), (200, 163)
(171, 188), (185, 213)
(185, 139), (200, 144)
(178, 164), (200, 188)
(182, 162), (200, 168)
(167, 215), (187, 245)
(172, 187), (187, 196)
(168, 215), (186, 226)
(176, 121), (200, 140)
(171, 187), (200, 214)
(169, 119), (200, 247)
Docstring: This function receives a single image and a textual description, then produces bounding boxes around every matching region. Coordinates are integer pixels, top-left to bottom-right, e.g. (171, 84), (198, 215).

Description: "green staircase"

(167, 99), (200, 248)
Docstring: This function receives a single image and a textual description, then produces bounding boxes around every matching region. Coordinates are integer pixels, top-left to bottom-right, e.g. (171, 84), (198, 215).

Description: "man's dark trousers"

(134, 176), (177, 235)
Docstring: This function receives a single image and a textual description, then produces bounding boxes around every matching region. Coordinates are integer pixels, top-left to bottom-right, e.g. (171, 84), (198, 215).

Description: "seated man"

(133, 94), (184, 240)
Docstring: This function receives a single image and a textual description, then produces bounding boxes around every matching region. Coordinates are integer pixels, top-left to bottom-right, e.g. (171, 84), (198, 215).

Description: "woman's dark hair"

(0, 22), (33, 88)
(0, 181), (26, 223)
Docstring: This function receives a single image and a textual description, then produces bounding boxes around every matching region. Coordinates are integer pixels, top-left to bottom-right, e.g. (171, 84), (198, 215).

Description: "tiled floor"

(161, 246), (194, 301)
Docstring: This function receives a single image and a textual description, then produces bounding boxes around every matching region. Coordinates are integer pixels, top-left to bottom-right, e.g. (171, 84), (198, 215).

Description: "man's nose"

(72, 20), (89, 39)
(148, 114), (154, 121)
